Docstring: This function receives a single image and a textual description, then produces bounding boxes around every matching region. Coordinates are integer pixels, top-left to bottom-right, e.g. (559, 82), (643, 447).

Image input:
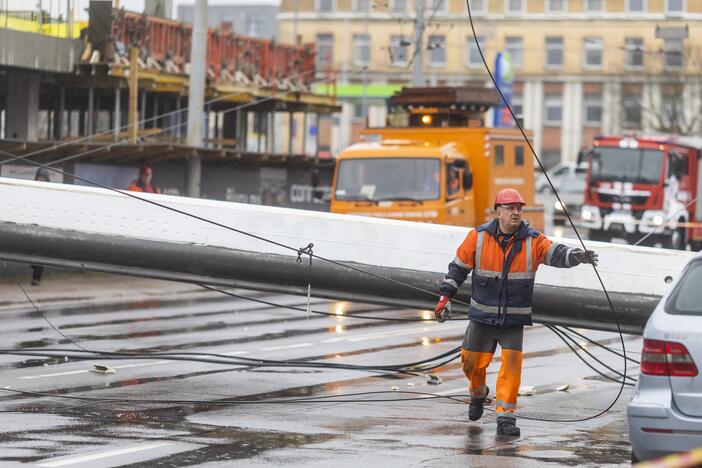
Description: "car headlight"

(581, 208), (592, 221)
(554, 200), (564, 211)
(652, 215), (664, 226)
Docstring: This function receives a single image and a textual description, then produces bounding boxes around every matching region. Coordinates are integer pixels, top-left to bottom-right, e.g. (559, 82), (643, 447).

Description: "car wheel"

(631, 450), (640, 464)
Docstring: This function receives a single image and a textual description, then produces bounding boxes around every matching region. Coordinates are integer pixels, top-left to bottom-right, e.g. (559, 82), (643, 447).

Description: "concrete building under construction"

(0, 1), (339, 210)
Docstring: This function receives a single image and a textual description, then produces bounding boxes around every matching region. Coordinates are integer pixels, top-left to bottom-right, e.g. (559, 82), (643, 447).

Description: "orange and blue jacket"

(439, 219), (580, 327)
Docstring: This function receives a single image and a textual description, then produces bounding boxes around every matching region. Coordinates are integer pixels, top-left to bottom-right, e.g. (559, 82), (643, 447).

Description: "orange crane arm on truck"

(330, 86), (543, 231)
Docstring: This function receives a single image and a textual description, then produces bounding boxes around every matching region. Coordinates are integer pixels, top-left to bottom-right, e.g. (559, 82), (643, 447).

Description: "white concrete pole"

(186, 0), (208, 197)
(411, 0), (424, 86)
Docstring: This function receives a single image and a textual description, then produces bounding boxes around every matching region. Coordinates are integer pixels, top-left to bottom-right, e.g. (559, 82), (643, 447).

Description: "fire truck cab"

(580, 135), (702, 250)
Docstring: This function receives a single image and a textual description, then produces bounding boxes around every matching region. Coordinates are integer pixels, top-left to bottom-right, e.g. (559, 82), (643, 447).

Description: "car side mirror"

(462, 172), (473, 191)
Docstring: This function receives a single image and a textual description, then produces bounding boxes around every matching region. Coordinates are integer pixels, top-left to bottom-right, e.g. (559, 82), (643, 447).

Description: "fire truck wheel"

(669, 226), (686, 251)
(588, 230), (610, 243)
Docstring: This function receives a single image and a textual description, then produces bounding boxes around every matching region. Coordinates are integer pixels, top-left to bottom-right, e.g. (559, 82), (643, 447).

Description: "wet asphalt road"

(0, 288), (640, 467)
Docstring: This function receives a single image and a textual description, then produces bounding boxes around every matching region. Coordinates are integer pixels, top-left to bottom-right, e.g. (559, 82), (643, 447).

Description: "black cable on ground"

(0, 387), (470, 406)
(558, 326), (640, 365)
(197, 283), (468, 322)
(547, 326), (635, 386)
(0, 345), (461, 374)
(465, 0), (629, 422)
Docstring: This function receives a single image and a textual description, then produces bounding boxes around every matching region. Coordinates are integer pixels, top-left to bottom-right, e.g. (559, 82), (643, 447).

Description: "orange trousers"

(461, 348), (523, 414)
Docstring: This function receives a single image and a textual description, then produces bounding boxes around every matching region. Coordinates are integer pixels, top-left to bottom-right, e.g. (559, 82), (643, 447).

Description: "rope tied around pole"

(297, 243), (314, 319)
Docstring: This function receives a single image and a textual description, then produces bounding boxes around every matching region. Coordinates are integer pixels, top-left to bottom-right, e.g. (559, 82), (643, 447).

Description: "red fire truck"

(579, 135), (702, 250)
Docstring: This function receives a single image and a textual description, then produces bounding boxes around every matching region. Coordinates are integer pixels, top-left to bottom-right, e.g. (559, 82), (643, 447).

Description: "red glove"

(434, 295), (452, 323)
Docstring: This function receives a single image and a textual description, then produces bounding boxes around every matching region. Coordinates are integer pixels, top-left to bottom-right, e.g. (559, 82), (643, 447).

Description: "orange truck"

(330, 87), (543, 230)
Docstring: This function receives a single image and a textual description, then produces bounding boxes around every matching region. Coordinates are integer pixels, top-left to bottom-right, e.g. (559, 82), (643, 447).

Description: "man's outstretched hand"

(572, 249), (599, 267)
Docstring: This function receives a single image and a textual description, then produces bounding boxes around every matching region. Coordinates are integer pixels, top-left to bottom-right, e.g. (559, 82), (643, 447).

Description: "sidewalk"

(0, 273), (209, 312)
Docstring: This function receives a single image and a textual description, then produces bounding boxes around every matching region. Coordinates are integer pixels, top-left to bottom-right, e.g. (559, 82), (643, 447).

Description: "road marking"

(322, 323), (466, 343)
(19, 351), (253, 380)
(425, 387), (467, 397)
(259, 342), (314, 352)
(19, 360), (172, 380)
(36, 441), (173, 467)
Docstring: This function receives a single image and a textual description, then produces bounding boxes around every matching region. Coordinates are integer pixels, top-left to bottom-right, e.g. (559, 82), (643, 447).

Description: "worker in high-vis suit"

(434, 188), (598, 436)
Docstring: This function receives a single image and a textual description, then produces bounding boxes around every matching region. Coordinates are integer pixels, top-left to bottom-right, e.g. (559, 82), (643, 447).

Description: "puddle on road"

(2, 398), (339, 465)
(465, 420), (630, 466)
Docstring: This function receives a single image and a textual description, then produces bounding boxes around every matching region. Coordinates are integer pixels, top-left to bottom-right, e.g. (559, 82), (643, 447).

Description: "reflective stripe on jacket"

(439, 219), (578, 327)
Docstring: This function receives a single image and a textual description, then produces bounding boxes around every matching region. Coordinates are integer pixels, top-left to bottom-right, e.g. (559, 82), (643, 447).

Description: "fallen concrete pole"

(0, 177), (694, 334)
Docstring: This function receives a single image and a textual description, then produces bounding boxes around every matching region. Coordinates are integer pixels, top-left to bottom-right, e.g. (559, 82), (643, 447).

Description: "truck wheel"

(588, 230), (610, 243)
(669, 225), (686, 250)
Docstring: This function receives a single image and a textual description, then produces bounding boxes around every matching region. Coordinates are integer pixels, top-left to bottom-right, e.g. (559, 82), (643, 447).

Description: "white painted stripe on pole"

(36, 441), (174, 467)
(259, 342), (314, 352)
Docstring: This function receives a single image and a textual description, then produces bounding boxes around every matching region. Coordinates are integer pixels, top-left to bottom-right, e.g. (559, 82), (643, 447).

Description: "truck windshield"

(590, 147), (664, 184)
(335, 158), (441, 201)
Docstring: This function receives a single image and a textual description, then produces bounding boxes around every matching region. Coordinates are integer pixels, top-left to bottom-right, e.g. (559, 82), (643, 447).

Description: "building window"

(544, 94), (563, 125)
(505, 0), (525, 15)
(627, 0), (646, 13)
(664, 38), (684, 69)
(505, 36), (523, 69)
(354, 0), (371, 11)
(428, 35), (446, 67)
(495, 145), (505, 166)
(584, 0), (604, 12)
(390, 35), (409, 66)
(245, 13), (263, 37)
(545, 37), (564, 68)
(512, 93), (523, 120)
(666, 0), (685, 14)
(317, 0), (335, 12)
(622, 91), (642, 128)
(390, 0), (407, 13)
(466, 35), (484, 68)
(353, 34), (371, 66)
(624, 37), (644, 69)
(316, 34), (334, 68)
(468, 0), (487, 13)
(542, 151), (561, 169)
(583, 95), (603, 126)
(583, 37), (603, 69)
(515, 146), (525, 166)
(428, 0), (448, 13)
(353, 102), (365, 120)
(546, 0), (566, 13)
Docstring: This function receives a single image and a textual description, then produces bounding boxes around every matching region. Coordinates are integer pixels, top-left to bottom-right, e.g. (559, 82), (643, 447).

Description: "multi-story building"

(279, 0), (702, 167)
(178, 3), (279, 39)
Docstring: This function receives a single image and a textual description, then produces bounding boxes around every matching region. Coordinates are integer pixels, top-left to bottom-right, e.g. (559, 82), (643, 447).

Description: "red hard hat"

(139, 165), (153, 176)
(494, 188), (526, 208)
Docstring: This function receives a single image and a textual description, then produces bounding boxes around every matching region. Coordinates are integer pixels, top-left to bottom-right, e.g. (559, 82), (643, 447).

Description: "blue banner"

(493, 51), (514, 128)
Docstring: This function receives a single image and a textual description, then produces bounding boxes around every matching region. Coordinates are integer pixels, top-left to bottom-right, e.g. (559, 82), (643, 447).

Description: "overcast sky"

(4, 1), (279, 21)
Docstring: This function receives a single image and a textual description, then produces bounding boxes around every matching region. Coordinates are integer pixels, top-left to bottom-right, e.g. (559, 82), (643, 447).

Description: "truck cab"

(330, 87), (542, 230)
(332, 141), (474, 225)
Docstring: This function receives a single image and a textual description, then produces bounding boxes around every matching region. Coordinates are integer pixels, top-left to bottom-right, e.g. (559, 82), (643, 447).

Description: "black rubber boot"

(468, 386), (489, 421)
(496, 415), (520, 436)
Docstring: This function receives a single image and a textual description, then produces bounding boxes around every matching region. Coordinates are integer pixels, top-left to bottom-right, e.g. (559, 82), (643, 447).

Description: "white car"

(536, 161), (588, 194)
(628, 254), (702, 463)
